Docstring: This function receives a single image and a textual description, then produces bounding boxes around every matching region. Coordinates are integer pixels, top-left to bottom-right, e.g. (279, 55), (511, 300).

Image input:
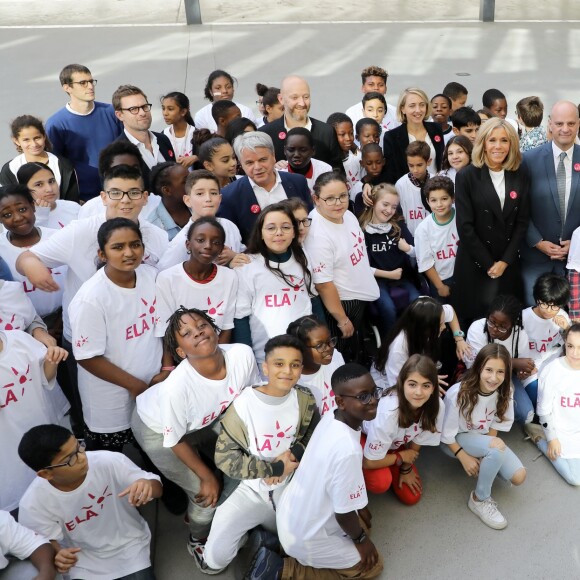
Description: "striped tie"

(557, 151), (567, 232)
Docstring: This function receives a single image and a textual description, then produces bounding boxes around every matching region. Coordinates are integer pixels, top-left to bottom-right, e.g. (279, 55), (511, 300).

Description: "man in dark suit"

(259, 75), (343, 170)
(521, 100), (580, 305)
(112, 84), (175, 188)
(218, 132), (313, 244)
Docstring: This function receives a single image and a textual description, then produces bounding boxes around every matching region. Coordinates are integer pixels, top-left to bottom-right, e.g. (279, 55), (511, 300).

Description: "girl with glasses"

(362, 354), (444, 505)
(287, 315), (345, 416)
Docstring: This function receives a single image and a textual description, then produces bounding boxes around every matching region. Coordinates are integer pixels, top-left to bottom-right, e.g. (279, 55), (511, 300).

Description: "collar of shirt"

(66, 102), (95, 116)
(284, 116), (312, 132)
(248, 169), (282, 192)
(150, 200), (179, 233)
(124, 129), (161, 169)
(288, 162), (313, 179)
(552, 141), (574, 161)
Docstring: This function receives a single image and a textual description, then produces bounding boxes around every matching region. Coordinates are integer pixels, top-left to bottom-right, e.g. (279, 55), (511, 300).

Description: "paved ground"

(1, 2), (579, 578)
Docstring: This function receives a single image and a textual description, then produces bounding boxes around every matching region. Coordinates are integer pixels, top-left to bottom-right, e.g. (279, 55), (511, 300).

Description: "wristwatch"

(352, 529), (367, 544)
(453, 330), (465, 338)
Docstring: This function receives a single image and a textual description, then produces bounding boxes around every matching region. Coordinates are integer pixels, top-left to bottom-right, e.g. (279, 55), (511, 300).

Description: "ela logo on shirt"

(207, 297), (224, 317)
(409, 206), (426, 221)
(320, 381), (336, 415)
(350, 231), (365, 266)
(466, 407), (495, 431)
(126, 297), (159, 340)
(258, 420), (294, 452)
(201, 387), (236, 427)
(64, 487), (113, 531)
(0, 314), (19, 331)
(560, 393), (580, 408)
(529, 330), (560, 354)
(1, 365), (31, 408)
(349, 483), (365, 500)
(436, 234), (458, 261)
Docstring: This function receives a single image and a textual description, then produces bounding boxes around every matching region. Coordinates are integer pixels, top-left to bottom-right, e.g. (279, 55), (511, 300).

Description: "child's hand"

(389, 268), (403, 280)
(149, 369), (171, 386)
(54, 547), (81, 573)
(362, 183), (374, 208)
(177, 155), (198, 168)
(35, 198), (52, 208)
(397, 238), (412, 253)
(554, 314), (570, 330)
(28, 267), (60, 293)
(229, 253), (251, 269)
(195, 473), (221, 508)
(275, 160), (288, 170)
(547, 439), (561, 461)
(275, 449), (299, 478)
(354, 537), (379, 573)
(399, 468), (422, 496)
(437, 284), (451, 298)
(32, 328), (57, 348)
(399, 449), (419, 464)
(458, 452), (480, 477)
(216, 246), (237, 266)
(118, 478), (156, 507)
(516, 358), (536, 374)
(358, 507), (372, 529)
(44, 346), (68, 365)
(455, 340), (472, 364)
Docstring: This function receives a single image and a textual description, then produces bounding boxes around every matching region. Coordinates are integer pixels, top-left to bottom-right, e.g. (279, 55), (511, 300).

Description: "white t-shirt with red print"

(0, 330), (68, 512)
(136, 343), (259, 447)
(522, 307), (569, 371)
(235, 254), (313, 365)
(395, 174), (430, 237)
(34, 199), (80, 230)
(0, 510), (49, 569)
(297, 349), (344, 416)
(69, 265), (163, 434)
(362, 393), (443, 460)
(19, 451), (160, 580)
(441, 382), (514, 444)
(155, 263), (238, 337)
(0, 280), (38, 332)
(277, 411), (368, 569)
(305, 210), (379, 302)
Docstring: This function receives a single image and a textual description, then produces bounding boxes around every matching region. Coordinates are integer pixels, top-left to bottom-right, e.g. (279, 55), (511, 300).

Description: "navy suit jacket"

(217, 172), (313, 244)
(521, 142), (580, 265)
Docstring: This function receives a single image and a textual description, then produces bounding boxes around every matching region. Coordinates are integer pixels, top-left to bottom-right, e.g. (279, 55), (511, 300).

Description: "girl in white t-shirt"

(437, 135), (472, 184)
(198, 137), (238, 189)
(235, 203), (314, 367)
(526, 324), (580, 485)
(16, 162), (80, 229)
(441, 344), (526, 530)
(69, 218), (163, 452)
(363, 354), (444, 505)
(287, 315), (345, 416)
(161, 91), (197, 168)
(156, 217), (237, 344)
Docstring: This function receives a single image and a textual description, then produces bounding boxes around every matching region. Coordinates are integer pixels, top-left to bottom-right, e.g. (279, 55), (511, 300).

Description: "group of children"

(1, 66), (580, 580)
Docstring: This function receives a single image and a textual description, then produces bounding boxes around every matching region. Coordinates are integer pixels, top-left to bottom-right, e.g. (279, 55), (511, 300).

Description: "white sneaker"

(468, 492), (507, 530)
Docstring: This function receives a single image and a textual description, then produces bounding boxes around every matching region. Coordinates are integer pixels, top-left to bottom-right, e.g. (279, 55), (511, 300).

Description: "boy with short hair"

(18, 424), (162, 580)
(200, 335), (319, 574)
(516, 96), (548, 152)
(351, 144), (389, 214)
(247, 363), (383, 579)
(395, 141), (432, 236)
(362, 92), (387, 136)
(282, 127), (332, 194)
(355, 118), (381, 149)
(212, 100), (241, 138)
(414, 176), (458, 300)
(443, 82), (468, 112)
(450, 107), (481, 144)
(431, 94), (453, 143)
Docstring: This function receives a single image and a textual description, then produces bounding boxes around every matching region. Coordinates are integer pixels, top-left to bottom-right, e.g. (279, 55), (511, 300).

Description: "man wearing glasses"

(45, 64), (123, 201)
(113, 85), (175, 187)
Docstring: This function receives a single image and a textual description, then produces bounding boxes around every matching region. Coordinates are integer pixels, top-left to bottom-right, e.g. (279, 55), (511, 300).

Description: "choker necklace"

(267, 248), (292, 263)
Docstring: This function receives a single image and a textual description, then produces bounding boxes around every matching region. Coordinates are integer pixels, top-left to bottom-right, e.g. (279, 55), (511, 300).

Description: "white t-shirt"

(298, 349), (344, 416)
(0, 330), (68, 512)
(441, 382), (514, 444)
(155, 263), (238, 336)
(281, 158), (333, 194)
(78, 194), (162, 221)
(0, 510), (48, 570)
(163, 124), (196, 159)
(305, 210), (379, 302)
(19, 451), (160, 580)
(34, 200), (80, 230)
(5, 152), (60, 186)
(345, 102), (400, 134)
(234, 387), (299, 495)
(522, 307), (569, 371)
(0, 226), (66, 317)
(438, 167), (457, 184)
(194, 101), (257, 133)
(343, 151), (361, 197)
(70, 265), (163, 433)
(394, 174), (430, 236)
(414, 212), (459, 281)
(276, 411), (367, 570)
(136, 343), (259, 446)
(538, 357), (580, 458)
(567, 226), (580, 271)
(363, 393), (444, 459)
(489, 169), (506, 209)
(31, 214), (168, 341)
(0, 280), (37, 332)
(235, 254), (313, 365)
(372, 304), (454, 388)
(157, 217), (244, 272)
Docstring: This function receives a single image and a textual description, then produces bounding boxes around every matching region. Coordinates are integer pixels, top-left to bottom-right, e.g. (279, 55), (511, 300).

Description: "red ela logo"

(265, 279), (304, 308)
(258, 420), (294, 451)
(560, 393), (580, 408)
(0, 313), (18, 331)
(76, 336), (88, 348)
(162, 426), (173, 437)
(201, 387), (236, 426)
(349, 483), (365, 500)
(350, 231), (365, 266)
(126, 297), (158, 340)
(207, 296), (224, 317)
(1, 365), (31, 408)
(320, 381), (336, 415)
(529, 330), (560, 353)
(65, 487), (113, 531)
(467, 407), (495, 430)
(312, 263), (326, 274)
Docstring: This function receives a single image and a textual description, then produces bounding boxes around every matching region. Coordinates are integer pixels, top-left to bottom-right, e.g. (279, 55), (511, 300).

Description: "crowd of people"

(2, 61), (580, 580)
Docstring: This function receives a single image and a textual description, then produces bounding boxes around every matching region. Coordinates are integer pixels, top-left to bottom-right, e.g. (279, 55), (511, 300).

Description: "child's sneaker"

(244, 547), (284, 580)
(187, 535), (225, 575)
(524, 422), (546, 444)
(467, 492), (507, 530)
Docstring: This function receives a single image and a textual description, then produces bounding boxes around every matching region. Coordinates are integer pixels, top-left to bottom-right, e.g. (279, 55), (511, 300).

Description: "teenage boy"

(212, 100), (242, 138)
(246, 363), (383, 579)
(449, 107), (481, 144)
(18, 424), (162, 580)
(442, 82), (468, 112)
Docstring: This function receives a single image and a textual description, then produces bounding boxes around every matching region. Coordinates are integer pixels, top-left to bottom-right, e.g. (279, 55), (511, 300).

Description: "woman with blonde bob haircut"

(452, 117), (530, 322)
(382, 87), (445, 183)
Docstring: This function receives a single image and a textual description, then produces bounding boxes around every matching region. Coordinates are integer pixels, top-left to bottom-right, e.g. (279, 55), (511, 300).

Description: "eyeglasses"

(263, 224), (294, 234)
(71, 79), (97, 87)
(42, 440), (86, 470)
(296, 218), (312, 228)
(317, 193), (349, 206)
(106, 188), (145, 200)
(537, 301), (560, 312)
(308, 336), (338, 352)
(486, 319), (510, 334)
(119, 103), (153, 115)
(340, 386), (383, 405)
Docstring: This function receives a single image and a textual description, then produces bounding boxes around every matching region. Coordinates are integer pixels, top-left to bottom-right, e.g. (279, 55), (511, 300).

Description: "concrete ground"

(1, 2), (579, 578)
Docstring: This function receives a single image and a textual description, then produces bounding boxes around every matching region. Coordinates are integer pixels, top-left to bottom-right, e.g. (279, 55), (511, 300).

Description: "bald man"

(259, 75), (343, 170)
(520, 100), (580, 304)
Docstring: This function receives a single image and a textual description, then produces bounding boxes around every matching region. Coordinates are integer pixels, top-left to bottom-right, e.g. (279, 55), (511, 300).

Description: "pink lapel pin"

(434, 135), (441, 143)
(574, 163), (580, 172)
(168, 150), (174, 158)
(278, 131), (287, 140)
(510, 191), (517, 200)
(250, 204), (261, 214)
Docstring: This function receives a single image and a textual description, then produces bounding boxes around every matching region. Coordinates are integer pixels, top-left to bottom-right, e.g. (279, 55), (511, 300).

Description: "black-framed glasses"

(486, 319), (510, 334)
(308, 336), (338, 352)
(119, 103), (153, 115)
(317, 193), (349, 206)
(340, 386), (383, 404)
(71, 79), (97, 87)
(296, 218), (312, 228)
(106, 188), (145, 200)
(537, 301), (560, 312)
(42, 440), (86, 470)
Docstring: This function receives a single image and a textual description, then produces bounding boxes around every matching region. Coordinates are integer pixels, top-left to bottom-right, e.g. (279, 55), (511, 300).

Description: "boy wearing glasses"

(46, 64), (123, 201)
(18, 424), (161, 580)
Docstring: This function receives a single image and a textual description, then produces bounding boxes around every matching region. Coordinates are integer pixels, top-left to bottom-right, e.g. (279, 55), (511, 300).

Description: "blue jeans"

(442, 433), (524, 500)
(428, 276), (454, 304)
(512, 376), (537, 424)
(373, 279), (420, 335)
(537, 439), (580, 486)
